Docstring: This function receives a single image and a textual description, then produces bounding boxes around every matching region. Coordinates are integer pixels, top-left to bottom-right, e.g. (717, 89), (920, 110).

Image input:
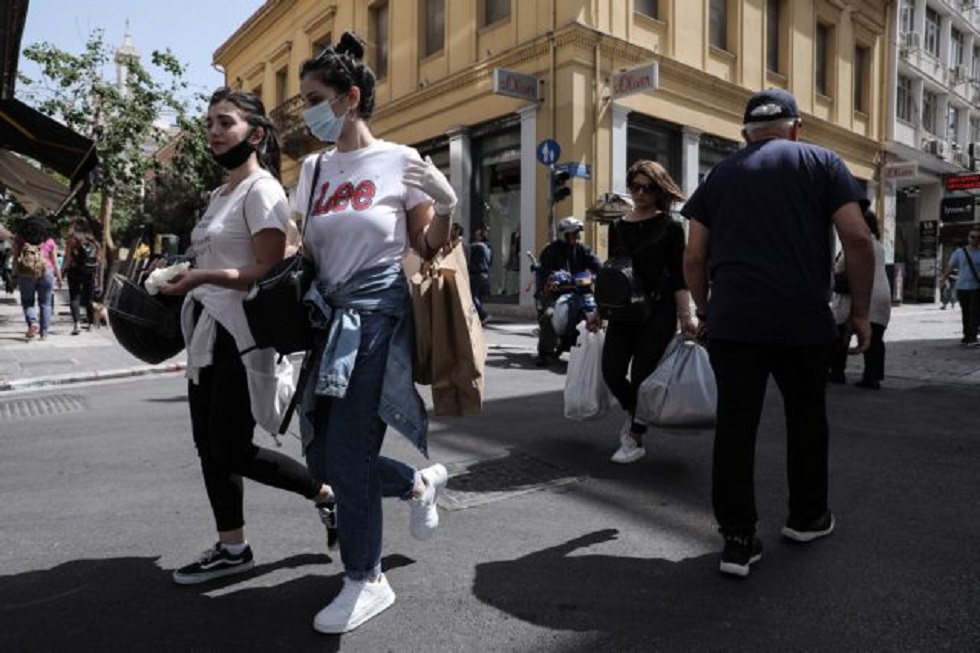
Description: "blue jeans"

(306, 312), (417, 580)
(19, 269), (55, 335)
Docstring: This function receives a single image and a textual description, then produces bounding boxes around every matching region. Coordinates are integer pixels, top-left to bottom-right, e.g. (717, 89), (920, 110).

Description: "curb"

(0, 362), (187, 393)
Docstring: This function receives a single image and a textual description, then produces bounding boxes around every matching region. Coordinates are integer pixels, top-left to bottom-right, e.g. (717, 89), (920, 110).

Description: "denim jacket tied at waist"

(299, 263), (428, 456)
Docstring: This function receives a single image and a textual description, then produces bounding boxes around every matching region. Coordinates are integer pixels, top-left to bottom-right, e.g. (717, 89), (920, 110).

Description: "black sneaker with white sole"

(317, 501), (339, 551)
(719, 535), (763, 577)
(172, 542), (254, 585)
(782, 510), (835, 543)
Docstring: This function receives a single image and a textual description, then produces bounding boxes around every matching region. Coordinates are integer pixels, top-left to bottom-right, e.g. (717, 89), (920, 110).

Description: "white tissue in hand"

(144, 262), (190, 295)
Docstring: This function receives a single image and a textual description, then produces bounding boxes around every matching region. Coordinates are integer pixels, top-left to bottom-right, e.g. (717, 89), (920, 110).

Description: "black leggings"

(187, 324), (321, 532)
(67, 271), (95, 325)
(601, 305), (677, 434)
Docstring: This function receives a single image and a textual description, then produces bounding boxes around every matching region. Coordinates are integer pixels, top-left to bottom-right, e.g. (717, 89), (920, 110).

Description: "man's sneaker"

(782, 510), (835, 543)
(719, 535), (763, 577)
(172, 542), (254, 585)
(610, 428), (645, 464)
(316, 501), (339, 551)
(313, 574), (396, 634)
(410, 464), (448, 540)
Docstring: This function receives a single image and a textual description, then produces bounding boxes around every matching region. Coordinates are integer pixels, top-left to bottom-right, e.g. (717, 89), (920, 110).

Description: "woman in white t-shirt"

(160, 87), (335, 585)
(295, 33), (457, 635)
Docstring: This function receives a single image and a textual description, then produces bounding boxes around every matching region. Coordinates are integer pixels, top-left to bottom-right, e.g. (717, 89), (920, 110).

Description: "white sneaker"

(610, 432), (645, 464)
(410, 463), (448, 540)
(313, 574), (396, 634)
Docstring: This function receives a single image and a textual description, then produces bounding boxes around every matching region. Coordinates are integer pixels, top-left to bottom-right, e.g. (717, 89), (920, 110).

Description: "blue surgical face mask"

(303, 96), (345, 142)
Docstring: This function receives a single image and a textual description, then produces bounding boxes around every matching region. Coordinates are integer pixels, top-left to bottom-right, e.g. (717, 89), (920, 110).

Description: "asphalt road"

(1, 327), (978, 652)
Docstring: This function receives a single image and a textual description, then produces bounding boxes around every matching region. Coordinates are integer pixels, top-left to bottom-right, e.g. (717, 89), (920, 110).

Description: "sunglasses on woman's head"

(629, 183), (658, 195)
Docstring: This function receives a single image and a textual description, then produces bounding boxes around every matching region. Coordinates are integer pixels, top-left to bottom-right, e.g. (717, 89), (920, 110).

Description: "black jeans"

(601, 304), (676, 434)
(829, 322), (886, 383)
(708, 339), (833, 536)
(187, 324), (321, 532)
(956, 289), (980, 343)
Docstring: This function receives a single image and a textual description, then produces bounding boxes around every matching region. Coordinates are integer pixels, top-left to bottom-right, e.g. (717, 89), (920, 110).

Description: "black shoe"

(173, 542), (254, 585)
(782, 510), (835, 543)
(854, 379), (880, 390)
(827, 372), (846, 384)
(317, 501), (339, 551)
(719, 534), (762, 577)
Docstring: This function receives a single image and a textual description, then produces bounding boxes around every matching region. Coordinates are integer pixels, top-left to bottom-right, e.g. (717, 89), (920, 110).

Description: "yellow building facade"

(214, 0), (891, 309)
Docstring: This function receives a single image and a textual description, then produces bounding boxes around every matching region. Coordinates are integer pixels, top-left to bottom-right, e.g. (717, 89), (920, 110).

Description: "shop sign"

(941, 196), (978, 223)
(883, 162), (917, 180)
(610, 62), (659, 99)
(945, 173), (980, 191)
(492, 68), (539, 102)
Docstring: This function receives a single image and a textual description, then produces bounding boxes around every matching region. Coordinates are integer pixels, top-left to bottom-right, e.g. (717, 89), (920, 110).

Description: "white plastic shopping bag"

(563, 321), (611, 421)
(636, 336), (716, 428)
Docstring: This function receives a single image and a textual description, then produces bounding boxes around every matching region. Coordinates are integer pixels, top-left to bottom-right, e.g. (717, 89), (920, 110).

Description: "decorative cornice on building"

(267, 41), (293, 64)
(213, 0), (298, 65)
(303, 5), (338, 36)
(242, 61), (267, 84)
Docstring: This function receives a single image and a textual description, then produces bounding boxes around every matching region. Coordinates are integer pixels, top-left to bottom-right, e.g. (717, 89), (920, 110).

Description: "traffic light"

(550, 167), (571, 205)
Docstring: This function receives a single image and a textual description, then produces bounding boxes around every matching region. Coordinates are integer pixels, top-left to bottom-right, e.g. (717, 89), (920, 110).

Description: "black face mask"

(211, 136), (256, 170)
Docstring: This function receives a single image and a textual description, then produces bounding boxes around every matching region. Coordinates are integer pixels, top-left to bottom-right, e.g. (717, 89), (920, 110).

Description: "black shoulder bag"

(594, 217), (671, 323)
(242, 153), (325, 356)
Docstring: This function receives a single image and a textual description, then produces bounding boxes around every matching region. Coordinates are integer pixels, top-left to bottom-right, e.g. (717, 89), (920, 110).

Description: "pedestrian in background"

(593, 160), (694, 464)
(469, 224), (492, 324)
(943, 227), (980, 346)
(12, 213), (62, 341)
(62, 217), (101, 335)
(294, 32), (452, 634)
(682, 89), (874, 577)
(160, 87), (335, 585)
(829, 208), (891, 389)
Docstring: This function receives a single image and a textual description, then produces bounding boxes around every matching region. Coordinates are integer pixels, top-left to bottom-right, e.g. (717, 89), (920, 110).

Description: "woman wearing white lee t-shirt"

(294, 33), (457, 635)
(160, 88), (334, 585)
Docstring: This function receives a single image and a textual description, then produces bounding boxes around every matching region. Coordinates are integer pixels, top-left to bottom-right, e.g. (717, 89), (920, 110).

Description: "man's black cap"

(743, 88), (800, 124)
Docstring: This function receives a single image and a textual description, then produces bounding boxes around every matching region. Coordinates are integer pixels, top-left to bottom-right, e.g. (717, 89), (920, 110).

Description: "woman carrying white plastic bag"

(636, 335), (716, 428)
(564, 321), (612, 420)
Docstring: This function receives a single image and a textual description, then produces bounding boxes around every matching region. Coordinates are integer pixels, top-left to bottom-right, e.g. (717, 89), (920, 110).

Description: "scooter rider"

(536, 217), (602, 365)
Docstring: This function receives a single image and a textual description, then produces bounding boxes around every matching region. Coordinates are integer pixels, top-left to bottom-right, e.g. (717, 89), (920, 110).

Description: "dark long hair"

(299, 32), (377, 120)
(626, 160), (686, 213)
(208, 87), (282, 181)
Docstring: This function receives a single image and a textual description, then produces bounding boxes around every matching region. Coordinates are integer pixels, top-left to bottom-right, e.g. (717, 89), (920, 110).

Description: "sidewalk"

(0, 288), (185, 392)
(1, 286), (978, 391)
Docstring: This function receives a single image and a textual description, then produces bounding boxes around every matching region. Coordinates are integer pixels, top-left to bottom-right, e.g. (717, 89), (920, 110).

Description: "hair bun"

(336, 32), (365, 60)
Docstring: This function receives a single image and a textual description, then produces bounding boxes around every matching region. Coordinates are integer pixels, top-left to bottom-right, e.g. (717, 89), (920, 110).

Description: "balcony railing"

(270, 94), (320, 161)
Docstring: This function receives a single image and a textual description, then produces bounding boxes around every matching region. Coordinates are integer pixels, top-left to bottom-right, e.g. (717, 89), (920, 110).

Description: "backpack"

(594, 218), (671, 323)
(73, 241), (99, 273)
(16, 242), (45, 279)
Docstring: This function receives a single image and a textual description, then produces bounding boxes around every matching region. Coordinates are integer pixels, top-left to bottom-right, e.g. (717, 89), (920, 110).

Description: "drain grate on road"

(440, 452), (585, 511)
(0, 394), (87, 420)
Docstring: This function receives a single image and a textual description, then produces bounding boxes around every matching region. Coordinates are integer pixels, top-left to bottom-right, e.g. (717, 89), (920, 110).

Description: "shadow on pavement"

(0, 553), (415, 651)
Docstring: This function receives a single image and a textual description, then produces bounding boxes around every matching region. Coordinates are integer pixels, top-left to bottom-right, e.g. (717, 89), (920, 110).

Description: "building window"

(899, 0), (913, 34)
(766, 0), (782, 74)
(951, 28), (963, 66)
(924, 7), (939, 58)
(973, 47), (980, 82)
(970, 118), (980, 144)
(423, 0), (445, 57)
(815, 23), (831, 96)
(482, 0), (510, 26)
(948, 105), (960, 144)
(897, 74), (914, 123)
(312, 33), (331, 57)
(252, 84), (263, 102)
(275, 67), (288, 106)
(370, 2), (389, 79)
(922, 90), (937, 135)
(709, 0), (728, 50)
(854, 45), (870, 112)
(635, 0), (658, 20)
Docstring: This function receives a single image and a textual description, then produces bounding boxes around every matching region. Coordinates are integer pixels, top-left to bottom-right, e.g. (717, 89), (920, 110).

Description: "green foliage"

(17, 28), (204, 242)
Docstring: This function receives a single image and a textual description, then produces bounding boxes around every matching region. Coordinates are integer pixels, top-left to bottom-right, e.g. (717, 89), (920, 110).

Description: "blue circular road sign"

(536, 139), (561, 165)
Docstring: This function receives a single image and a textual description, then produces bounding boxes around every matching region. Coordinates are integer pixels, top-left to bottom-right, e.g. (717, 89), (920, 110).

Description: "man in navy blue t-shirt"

(681, 88), (875, 578)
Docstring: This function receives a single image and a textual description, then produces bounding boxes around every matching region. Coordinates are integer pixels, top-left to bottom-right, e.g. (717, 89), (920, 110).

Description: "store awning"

(0, 98), (98, 184)
(0, 149), (70, 213)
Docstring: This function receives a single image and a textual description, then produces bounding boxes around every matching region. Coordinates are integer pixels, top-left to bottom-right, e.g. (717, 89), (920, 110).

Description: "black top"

(538, 240), (602, 275)
(609, 215), (687, 302)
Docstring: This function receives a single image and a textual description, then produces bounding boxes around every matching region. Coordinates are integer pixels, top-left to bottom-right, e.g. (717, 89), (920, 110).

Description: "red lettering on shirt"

(311, 179), (377, 215)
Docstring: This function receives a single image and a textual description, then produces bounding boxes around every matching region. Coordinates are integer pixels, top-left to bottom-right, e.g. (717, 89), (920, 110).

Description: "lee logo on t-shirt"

(313, 180), (377, 215)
